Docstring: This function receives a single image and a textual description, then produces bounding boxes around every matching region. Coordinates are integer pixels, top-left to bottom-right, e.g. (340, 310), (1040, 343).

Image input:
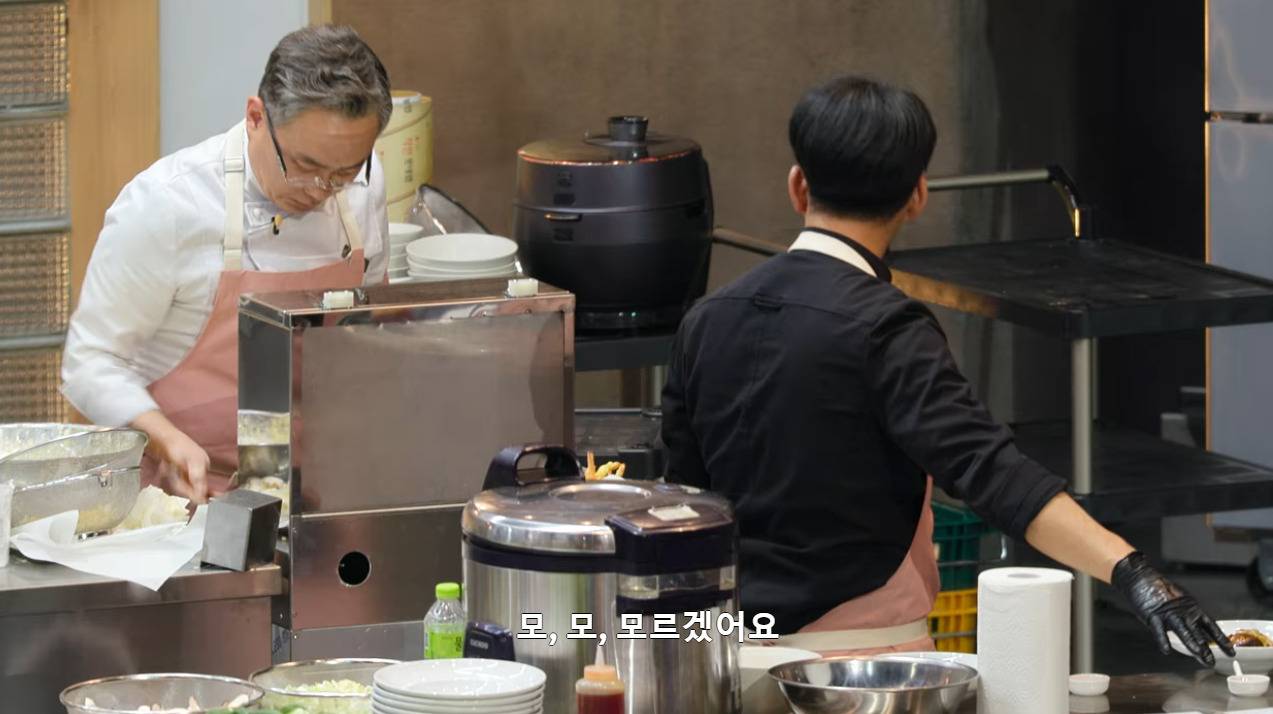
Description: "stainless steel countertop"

(0, 555), (283, 616)
(957, 671), (1272, 713)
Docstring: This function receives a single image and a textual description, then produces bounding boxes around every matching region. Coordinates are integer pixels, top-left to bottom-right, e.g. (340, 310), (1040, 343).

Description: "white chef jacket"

(62, 123), (389, 427)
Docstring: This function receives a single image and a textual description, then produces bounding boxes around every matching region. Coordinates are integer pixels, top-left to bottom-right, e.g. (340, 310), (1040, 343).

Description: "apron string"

(335, 190), (365, 257)
(222, 120), (248, 272)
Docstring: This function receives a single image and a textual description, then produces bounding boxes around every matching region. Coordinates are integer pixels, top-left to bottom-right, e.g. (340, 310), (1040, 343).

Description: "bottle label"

(426, 630), (464, 659)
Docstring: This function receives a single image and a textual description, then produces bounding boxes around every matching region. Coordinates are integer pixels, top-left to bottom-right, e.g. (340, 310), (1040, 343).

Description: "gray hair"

(258, 25), (392, 131)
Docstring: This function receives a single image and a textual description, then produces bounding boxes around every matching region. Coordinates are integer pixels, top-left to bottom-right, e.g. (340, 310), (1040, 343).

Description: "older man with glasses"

(62, 25), (392, 502)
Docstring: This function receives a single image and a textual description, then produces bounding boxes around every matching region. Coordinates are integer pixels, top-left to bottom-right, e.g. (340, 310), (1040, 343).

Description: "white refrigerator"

(1195, 0), (1273, 583)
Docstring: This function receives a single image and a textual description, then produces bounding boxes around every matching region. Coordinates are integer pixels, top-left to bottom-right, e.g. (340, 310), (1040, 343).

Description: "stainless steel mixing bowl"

(250, 658), (398, 713)
(0, 424), (147, 483)
(59, 672), (264, 713)
(769, 656), (978, 714)
(0, 424), (148, 533)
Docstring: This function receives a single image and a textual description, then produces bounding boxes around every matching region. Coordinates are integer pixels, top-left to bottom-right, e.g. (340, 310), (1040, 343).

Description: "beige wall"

(333, 0), (988, 247)
(332, 0), (1085, 415)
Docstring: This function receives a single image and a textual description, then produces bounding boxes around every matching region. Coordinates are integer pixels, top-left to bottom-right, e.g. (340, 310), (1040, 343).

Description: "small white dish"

(1069, 673), (1110, 696)
(1228, 673), (1271, 697)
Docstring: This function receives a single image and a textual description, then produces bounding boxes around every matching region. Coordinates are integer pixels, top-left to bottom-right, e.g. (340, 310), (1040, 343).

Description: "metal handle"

(482, 444), (581, 490)
(927, 164), (1089, 239)
(711, 165), (1089, 257)
(712, 227), (785, 258)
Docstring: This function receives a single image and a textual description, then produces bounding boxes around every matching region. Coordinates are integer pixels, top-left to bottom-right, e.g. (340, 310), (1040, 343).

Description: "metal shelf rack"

(894, 167), (1273, 672)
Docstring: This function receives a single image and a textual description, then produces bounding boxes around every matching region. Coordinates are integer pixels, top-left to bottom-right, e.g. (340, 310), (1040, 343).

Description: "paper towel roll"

(977, 567), (1074, 714)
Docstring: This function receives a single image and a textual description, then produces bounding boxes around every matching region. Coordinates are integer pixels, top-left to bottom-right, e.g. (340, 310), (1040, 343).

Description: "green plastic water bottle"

(424, 582), (466, 659)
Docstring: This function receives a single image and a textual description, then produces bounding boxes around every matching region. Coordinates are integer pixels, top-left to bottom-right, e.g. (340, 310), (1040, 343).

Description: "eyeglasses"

(264, 104), (372, 193)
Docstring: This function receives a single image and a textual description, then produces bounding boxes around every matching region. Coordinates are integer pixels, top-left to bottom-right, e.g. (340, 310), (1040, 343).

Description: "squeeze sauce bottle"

(576, 643), (625, 714)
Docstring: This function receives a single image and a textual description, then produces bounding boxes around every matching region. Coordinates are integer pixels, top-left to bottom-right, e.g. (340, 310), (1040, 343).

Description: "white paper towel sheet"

(977, 567), (1074, 714)
(10, 506), (208, 590)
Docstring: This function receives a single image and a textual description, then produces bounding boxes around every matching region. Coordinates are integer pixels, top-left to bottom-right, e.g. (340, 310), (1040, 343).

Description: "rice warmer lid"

(514, 116), (710, 213)
(462, 445), (735, 571)
(518, 115), (700, 165)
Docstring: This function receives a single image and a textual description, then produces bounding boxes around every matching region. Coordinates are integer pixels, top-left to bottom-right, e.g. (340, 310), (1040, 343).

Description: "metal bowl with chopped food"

(59, 673), (264, 713)
(250, 659), (398, 714)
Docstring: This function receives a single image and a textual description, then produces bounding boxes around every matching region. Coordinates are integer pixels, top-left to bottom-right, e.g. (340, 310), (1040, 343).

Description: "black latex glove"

(1112, 551), (1235, 666)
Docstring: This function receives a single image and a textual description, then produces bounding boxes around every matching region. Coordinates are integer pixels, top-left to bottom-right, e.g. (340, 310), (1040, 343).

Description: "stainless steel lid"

(517, 116), (700, 165)
(462, 445), (733, 557)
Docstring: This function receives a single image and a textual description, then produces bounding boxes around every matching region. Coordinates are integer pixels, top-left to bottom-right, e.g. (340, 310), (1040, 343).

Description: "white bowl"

(389, 222), (425, 245)
(373, 659), (546, 701)
(1169, 620), (1273, 675)
(406, 263), (517, 278)
(373, 690), (541, 713)
(408, 267), (516, 279)
(1069, 673), (1110, 696)
(405, 233), (517, 270)
(405, 254), (517, 273)
(373, 684), (542, 706)
(1228, 673), (1271, 697)
(407, 264), (517, 280)
(409, 274), (516, 284)
(373, 699), (540, 714)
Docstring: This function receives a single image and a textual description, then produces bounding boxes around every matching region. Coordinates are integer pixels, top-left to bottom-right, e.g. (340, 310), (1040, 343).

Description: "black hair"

(788, 75), (937, 220)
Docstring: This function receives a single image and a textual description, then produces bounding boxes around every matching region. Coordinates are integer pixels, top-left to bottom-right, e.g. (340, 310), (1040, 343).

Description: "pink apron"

(779, 479), (940, 656)
(141, 121), (366, 497)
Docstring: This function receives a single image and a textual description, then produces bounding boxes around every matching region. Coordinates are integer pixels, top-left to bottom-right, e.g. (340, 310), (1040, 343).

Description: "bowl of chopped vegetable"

(59, 672), (264, 713)
(250, 659), (399, 714)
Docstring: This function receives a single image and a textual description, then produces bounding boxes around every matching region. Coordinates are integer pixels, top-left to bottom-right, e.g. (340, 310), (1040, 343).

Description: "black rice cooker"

(513, 116), (713, 332)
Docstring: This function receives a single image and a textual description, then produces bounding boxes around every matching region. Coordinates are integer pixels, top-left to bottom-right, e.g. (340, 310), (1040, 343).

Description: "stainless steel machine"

(238, 279), (575, 661)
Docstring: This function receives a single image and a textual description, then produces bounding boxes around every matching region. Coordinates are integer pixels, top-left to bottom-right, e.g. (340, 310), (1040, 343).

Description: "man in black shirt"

(662, 75), (1231, 663)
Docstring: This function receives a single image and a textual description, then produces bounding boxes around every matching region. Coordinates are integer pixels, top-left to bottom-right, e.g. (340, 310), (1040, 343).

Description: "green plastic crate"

(932, 501), (988, 590)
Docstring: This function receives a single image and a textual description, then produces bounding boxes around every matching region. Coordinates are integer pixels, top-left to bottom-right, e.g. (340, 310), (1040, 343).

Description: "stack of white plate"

(388, 222), (424, 283)
(372, 659), (546, 714)
(405, 233), (519, 282)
